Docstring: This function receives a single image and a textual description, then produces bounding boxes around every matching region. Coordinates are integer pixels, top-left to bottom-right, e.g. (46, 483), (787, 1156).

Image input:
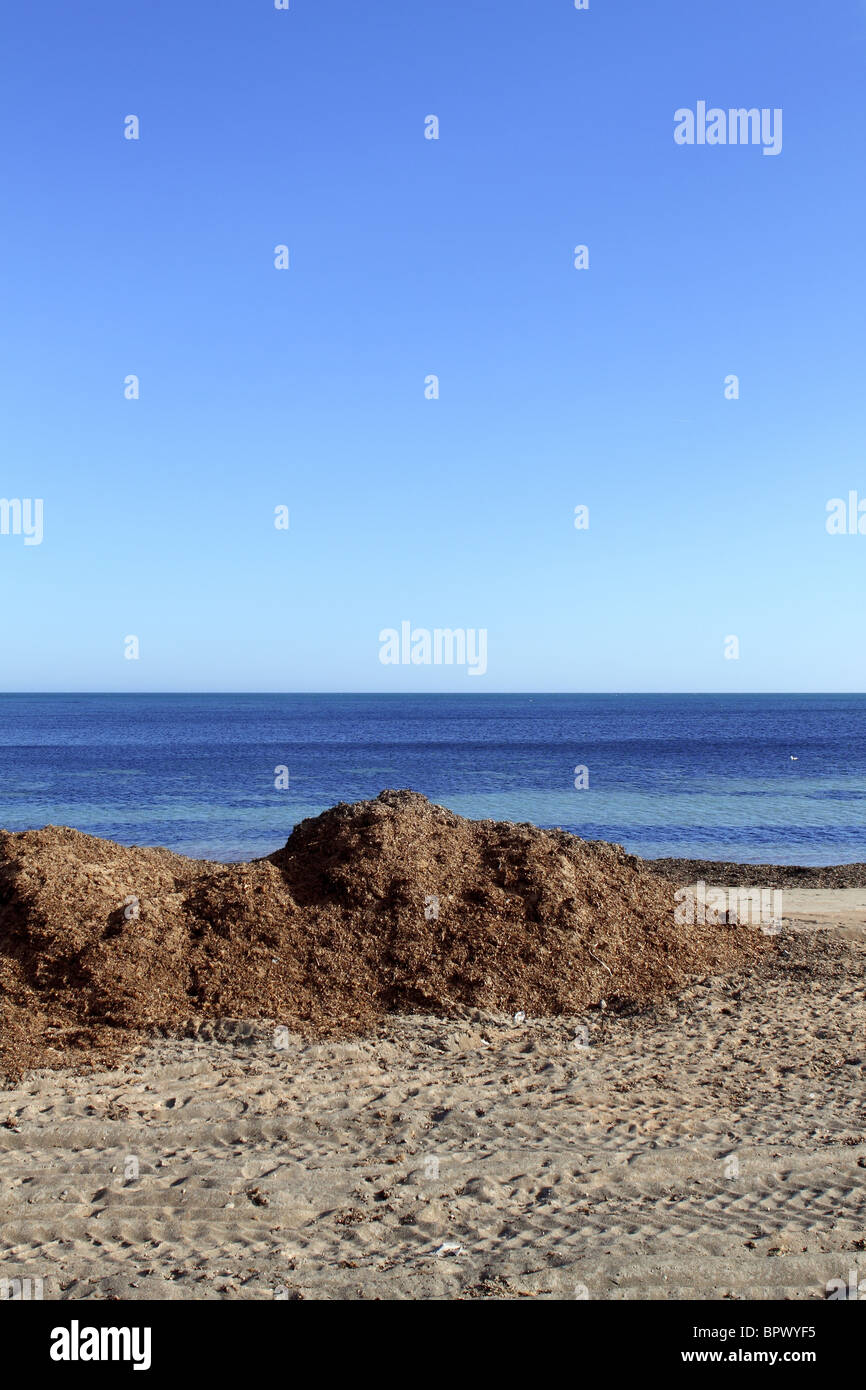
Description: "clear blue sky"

(1, 0), (864, 692)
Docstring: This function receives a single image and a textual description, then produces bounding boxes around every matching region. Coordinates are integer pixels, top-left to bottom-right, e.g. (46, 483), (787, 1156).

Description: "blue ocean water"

(0, 694), (864, 865)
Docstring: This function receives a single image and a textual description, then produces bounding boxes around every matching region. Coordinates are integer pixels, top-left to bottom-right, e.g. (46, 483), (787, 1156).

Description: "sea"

(0, 693), (864, 866)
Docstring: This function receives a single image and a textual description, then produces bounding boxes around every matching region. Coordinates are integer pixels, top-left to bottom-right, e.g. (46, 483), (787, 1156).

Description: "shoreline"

(647, 857), (866, 889)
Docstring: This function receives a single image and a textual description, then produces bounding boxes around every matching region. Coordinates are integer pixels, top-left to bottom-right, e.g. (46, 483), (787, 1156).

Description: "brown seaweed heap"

(0, 790), (767, 1078)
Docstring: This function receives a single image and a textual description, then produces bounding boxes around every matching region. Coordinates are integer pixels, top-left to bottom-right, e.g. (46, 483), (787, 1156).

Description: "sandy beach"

(2, 886), (863, 1302)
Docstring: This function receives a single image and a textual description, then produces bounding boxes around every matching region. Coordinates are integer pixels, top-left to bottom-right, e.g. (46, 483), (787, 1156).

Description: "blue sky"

(1, 0), (864, 692)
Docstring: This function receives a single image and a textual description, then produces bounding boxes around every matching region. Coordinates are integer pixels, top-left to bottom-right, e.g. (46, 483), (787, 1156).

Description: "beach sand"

(1, 888), (863, 1301)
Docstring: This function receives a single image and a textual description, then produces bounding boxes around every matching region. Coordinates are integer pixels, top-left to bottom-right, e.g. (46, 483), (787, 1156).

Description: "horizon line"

(1, 691), (864, 699)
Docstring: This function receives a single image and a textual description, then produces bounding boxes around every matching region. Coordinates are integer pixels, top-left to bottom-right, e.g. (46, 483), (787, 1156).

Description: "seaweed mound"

(0, 791), (768, 1077)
